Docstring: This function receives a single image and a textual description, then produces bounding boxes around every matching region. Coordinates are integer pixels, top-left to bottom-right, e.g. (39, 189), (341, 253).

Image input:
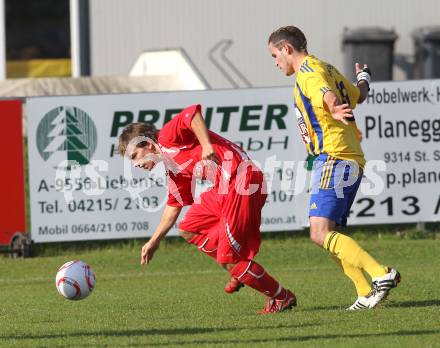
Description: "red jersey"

(157, 104), (253, 207)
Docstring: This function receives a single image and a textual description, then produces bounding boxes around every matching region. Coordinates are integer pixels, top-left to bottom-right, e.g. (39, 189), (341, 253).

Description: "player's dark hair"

(118, 122), (157, 156)
(268, 26), (307, 52)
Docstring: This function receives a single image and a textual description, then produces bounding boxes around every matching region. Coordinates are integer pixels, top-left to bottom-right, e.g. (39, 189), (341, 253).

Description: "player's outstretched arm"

(355, 63), (371, 104)
(323, 91), (354, 126)
(191, 112), (219, 163)
(140, 205), (182, 265)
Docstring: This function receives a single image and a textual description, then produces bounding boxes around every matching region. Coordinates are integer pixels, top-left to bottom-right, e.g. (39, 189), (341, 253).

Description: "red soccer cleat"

(224, 276), (244, 294)
(258, 289), (297, 314)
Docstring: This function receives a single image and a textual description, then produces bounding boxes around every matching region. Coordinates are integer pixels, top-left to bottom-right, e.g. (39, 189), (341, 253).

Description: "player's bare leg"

(309, 216), (335, 247)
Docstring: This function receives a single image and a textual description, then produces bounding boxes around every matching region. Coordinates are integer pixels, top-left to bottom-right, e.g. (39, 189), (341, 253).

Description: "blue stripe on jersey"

(294, 101), (315, 155)
(309, 137), (315, 154)
(304, 60), (315, 72)
(296, 82), (323, 152)
(301, 63), (311, 72)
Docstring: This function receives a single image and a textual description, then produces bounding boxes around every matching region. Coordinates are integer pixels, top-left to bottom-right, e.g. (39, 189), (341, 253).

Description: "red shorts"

(178, 167), (267, 264)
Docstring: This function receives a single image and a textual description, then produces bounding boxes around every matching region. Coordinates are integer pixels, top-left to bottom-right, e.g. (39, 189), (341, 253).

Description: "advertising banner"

(27, 80), (440, 242)
(27, 88), (308, 242)
(351, 79), (440, 224)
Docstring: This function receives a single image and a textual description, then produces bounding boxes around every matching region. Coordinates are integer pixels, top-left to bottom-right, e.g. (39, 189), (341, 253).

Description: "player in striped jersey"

(268, 26), (400, 310)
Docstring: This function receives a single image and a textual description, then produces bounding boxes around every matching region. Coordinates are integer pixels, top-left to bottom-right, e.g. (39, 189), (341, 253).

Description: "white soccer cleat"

(347, 268), (401, 311)
(369, 267), (401, 306)
(346, 293), (376, 310)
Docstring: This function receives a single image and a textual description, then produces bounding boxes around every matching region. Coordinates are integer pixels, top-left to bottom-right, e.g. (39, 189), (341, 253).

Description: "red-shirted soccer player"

(118, 104), (296, 313)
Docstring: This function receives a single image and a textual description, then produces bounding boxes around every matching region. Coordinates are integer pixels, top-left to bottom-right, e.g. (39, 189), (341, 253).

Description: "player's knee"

(179, 229), (195, 242)
(309, 231), (325, 246)
(309, 217), (335, 247)
(309, 226), (329, 246)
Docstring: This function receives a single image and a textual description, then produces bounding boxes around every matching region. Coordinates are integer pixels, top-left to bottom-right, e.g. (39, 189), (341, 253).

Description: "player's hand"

(355, 63), (371, 87)
(331, 103), (354, 126)
(355, 62), (368, 75)
(140, 239), (160, 265)
(201, 143), (220, 165)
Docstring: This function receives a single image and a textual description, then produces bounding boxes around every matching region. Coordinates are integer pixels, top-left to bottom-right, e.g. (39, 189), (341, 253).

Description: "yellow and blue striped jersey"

(294, 55), (365, 168)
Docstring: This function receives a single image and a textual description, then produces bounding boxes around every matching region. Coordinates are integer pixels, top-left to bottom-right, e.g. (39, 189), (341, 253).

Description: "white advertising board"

(27, 81), (440, 242)
(350, 79), (440, 224)
(27, 87), (308, 242)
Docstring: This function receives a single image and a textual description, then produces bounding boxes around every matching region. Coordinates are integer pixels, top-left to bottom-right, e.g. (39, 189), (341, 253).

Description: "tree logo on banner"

(36, 106), (97, 169)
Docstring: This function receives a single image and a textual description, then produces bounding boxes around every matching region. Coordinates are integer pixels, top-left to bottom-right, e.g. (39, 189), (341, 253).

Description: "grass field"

(1, 233), (439, 347)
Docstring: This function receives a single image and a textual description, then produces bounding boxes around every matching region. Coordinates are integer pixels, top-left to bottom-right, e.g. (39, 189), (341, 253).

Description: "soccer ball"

(55, 260), (96, 300)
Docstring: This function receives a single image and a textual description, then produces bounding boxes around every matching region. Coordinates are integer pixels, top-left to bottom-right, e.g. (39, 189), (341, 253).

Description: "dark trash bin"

(413, 27), (440, 79)
(342, 27), (398, 81)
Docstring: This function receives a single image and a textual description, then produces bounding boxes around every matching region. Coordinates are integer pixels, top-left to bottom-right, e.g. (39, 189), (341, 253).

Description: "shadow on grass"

(386, 299), (440, 308)
(306, 299), (440, 311)
(135, 329), (440, 346)
(304, 305), (343, 311)
(0, 322), (319, 341)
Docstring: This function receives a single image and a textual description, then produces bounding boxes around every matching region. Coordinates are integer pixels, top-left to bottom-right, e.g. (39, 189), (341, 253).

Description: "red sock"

(188, 234), (217, 260)
(230, 261), (284, 298)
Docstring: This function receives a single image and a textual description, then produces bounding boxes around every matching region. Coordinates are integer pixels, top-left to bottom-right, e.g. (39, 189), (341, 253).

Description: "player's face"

(127, 143), (161, 171)
(269, 43), (295, 76)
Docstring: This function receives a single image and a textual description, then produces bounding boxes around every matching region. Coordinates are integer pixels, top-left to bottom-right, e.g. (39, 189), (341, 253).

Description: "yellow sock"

(324, 231), (388, 279)
(331, 255), (372, 297)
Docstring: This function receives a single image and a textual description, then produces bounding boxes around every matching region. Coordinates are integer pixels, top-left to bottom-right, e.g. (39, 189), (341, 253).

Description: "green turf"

(1, 235), (439, 348)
